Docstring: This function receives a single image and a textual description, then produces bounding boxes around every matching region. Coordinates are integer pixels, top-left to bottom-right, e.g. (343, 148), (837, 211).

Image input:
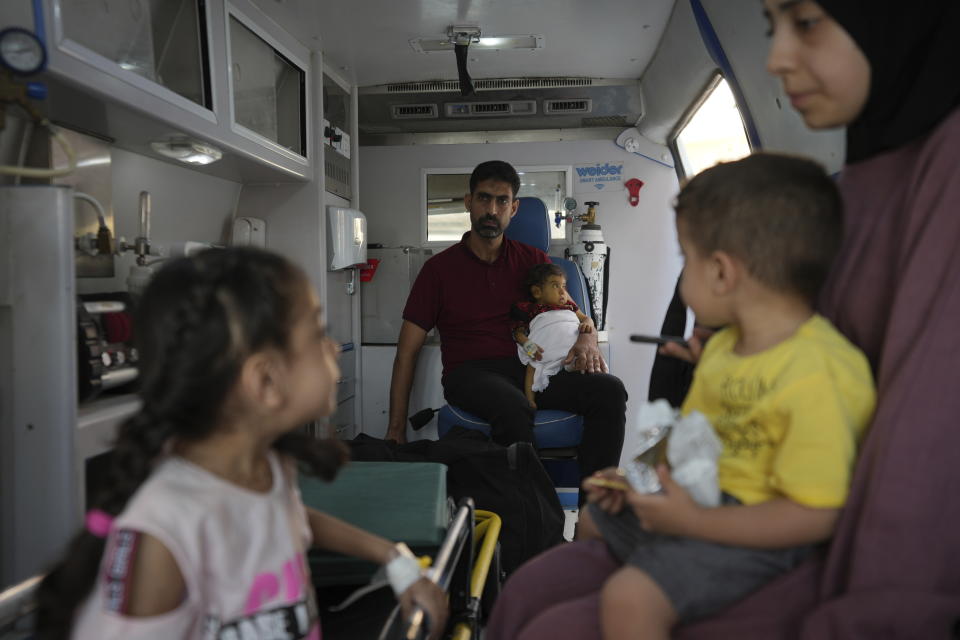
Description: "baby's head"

(674, 153), (842, 318)
(525, 263), (569, 306)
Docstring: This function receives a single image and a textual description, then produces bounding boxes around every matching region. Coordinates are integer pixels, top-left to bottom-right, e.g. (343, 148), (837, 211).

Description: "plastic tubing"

(0, 121), (77, 178)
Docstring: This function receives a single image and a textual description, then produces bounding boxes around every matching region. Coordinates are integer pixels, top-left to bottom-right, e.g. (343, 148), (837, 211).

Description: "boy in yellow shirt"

(582, 153), (876, 638)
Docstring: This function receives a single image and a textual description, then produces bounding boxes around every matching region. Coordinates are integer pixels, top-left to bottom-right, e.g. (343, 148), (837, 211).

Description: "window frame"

(668, 71), (754, 183)
(420, 165), (574, 248)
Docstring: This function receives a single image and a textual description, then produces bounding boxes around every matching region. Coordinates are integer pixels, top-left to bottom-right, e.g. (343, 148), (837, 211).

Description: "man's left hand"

(564, 330), (607, 373)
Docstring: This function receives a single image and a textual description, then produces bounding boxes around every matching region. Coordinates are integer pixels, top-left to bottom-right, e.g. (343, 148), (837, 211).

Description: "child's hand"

(582, 468), (631, 514)
(399, 576), (448, 640)
(626, 465), (703, 537)
(579, 319), (595, 334)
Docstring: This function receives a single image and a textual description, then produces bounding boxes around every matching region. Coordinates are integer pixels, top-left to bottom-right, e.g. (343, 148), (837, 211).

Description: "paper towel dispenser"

(327, 206), (367, 270)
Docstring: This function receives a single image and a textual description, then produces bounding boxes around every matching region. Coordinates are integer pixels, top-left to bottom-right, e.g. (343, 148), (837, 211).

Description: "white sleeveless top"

(72, 452), (321, 640)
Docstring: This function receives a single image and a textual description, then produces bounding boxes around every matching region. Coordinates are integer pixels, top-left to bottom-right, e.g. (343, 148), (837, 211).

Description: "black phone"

(629, 334), (689, 347)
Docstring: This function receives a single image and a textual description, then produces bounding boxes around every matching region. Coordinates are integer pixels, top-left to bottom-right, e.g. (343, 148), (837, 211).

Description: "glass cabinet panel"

(59, 0), (210, 108)
(229, 16), (305, 156)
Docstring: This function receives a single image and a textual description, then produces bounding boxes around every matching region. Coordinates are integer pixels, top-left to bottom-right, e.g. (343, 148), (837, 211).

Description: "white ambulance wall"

(77, 148), (241, 295)
(360, 138), (683, 466)
(638, 0), (716, 145)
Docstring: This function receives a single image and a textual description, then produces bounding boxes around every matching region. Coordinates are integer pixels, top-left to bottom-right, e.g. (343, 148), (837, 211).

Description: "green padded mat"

(299, 461), (448, 585)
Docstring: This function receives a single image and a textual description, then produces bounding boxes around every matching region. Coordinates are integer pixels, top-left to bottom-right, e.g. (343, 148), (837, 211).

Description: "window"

(425, 167), (571, 243)
(671, 75), (751, 179)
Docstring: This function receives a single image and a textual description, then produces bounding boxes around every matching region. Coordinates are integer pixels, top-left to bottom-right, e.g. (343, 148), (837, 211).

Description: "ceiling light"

(150, 137), (223, 165)
(410, 34), (543, 54)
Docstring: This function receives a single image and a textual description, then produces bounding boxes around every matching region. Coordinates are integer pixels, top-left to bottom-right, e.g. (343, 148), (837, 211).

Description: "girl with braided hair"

(35, 247), (446, 640)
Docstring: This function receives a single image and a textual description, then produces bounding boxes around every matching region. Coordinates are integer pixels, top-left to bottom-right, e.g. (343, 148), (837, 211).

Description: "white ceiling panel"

(251, 0), (677, 86)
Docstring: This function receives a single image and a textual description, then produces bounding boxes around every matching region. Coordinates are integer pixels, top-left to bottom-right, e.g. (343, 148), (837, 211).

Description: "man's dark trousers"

(442, 358), (627, 485)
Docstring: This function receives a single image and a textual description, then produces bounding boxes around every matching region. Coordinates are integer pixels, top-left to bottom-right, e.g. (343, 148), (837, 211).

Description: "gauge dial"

(563, 197), (578, 212)
(0, 28), (46, 76)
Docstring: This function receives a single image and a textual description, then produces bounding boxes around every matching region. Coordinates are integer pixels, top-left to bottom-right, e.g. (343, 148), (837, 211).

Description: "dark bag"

(348, 428), (565, 575)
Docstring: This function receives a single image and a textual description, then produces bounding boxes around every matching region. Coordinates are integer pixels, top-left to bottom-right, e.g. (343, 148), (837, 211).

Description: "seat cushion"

(438, 404), (583, 450)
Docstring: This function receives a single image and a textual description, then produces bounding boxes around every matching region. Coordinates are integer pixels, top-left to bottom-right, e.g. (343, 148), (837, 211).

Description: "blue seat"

(437, 197), (588, 467)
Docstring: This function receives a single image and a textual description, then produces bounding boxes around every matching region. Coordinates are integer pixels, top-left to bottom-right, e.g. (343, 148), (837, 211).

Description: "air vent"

(445, 100), (537, 118)
(581, 115), (628, 127)
(381, 77), (595, 94)
(544, 99), (592, 114)
(391, 104), (439, 119)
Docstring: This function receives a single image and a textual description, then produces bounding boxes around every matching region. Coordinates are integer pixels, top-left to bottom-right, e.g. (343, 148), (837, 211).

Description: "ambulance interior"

(0, 0), (847, 636)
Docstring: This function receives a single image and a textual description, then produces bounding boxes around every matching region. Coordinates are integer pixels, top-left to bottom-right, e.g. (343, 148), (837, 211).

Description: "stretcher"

(299, 461), (503, 640)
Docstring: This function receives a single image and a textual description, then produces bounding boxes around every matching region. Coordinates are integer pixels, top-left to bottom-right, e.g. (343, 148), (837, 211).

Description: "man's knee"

(595, 374), (628, 405)
(488, 399), (535, 446)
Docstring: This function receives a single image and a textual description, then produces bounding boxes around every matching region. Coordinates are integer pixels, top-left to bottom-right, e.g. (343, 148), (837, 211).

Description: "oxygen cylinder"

(566, 201), (610, 330)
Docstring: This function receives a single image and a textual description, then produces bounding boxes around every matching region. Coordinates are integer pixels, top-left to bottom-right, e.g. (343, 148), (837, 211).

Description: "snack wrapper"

(624, 399), (722, 507)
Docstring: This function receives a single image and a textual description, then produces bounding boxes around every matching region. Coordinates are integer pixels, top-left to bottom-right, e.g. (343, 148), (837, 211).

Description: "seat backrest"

(506, 196), (551, 251)
(506, 197), (592, 317)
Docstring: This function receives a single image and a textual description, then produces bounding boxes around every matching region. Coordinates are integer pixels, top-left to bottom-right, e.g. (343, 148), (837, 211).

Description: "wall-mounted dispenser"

(326, 206), (367, 271)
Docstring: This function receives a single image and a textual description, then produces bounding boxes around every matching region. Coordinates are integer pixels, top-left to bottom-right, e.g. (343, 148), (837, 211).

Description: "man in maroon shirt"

(386, 161), (626, 486)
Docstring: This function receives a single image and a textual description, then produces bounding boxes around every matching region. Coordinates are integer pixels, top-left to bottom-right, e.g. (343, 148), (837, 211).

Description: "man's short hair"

(470, 160), (521, 197)
(675, 153), (843, 304)
(524, 263), (565, 299)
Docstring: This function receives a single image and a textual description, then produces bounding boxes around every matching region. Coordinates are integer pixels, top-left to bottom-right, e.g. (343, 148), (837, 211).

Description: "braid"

(35, 411), (173, 639)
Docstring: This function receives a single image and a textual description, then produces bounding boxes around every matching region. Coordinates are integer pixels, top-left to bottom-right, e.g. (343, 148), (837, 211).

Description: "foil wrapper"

(624, 400), (723, 507)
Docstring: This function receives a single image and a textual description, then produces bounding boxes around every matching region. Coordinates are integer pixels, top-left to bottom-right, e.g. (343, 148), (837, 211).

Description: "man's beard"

(473, 216), (503, 238)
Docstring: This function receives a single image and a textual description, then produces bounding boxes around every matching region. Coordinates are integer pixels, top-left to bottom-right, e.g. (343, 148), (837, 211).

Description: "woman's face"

(764, 0), (871, 129)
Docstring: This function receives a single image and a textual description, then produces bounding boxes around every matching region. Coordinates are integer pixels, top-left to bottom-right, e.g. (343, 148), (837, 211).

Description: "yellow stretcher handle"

(451, 510), (502, 640)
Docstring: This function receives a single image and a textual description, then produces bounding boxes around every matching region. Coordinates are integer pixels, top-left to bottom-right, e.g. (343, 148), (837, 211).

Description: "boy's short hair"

(470, 160), (521, 197)
(525, 263), (564, 298)
(675, 153), (842, 304)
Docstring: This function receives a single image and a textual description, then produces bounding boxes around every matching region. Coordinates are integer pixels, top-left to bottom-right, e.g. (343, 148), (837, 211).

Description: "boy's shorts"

(587, 497), (812, 622)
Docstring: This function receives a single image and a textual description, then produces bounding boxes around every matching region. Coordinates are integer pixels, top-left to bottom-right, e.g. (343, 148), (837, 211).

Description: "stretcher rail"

(0, 575), (41, 630)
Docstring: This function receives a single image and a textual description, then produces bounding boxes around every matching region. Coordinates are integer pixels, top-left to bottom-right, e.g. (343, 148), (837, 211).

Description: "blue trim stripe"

(32, 0), (46, 46)
(689, 0), (762, 150)
(621, 143), (675, 170)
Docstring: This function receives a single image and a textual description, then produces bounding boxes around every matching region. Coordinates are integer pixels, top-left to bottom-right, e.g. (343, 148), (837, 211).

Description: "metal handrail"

(0, 575), (42, 630)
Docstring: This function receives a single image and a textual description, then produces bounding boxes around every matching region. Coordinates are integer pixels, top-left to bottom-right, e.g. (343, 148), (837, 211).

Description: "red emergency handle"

(359, 258), (381, 282)
(625, 178), (644, 207)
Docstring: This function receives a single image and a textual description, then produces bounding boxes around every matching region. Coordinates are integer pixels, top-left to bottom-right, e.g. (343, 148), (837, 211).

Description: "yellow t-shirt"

(681, 314), (875, 508)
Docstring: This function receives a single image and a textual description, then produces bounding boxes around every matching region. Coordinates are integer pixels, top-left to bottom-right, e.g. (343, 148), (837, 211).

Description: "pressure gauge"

(0, 28), (47, 76)
(563, 197), (578, 212)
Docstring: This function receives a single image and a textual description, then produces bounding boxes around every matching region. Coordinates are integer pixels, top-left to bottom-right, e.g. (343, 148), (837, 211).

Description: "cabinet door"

(57, 0), (210, 108)
(228, 12), (305, 157)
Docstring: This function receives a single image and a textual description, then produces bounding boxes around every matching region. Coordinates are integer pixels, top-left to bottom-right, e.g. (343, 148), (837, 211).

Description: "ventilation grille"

(544, 99), (592, 114)
(385, 77), (594, 93)
(391, 104), (439, 119)
(581, 115), (628, 127)
(445, 100), (537, 117)
(324, 150), (351, 199)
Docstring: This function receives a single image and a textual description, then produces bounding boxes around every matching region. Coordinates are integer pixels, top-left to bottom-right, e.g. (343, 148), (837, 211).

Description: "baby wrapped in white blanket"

(517, 309), (581, 392)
